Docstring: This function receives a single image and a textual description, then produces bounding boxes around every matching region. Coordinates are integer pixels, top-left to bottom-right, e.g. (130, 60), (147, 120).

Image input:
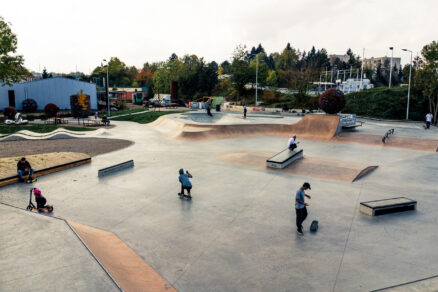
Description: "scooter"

(26, 188), (54, 213)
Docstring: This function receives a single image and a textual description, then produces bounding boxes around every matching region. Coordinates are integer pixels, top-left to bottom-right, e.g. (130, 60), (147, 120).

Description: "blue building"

(0, 77), (98, 111)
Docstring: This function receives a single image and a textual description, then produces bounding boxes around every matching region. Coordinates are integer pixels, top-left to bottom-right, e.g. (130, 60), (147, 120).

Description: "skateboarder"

(178, 168), (193, 198)
(287, 135), (299, 150)
(425, 112), (433, 129)
(295, 182), (311, 235)
(17, 157), (34, 182)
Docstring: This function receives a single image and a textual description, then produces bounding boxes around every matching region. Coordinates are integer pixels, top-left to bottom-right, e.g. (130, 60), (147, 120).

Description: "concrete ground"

(1, 111), (438, 291)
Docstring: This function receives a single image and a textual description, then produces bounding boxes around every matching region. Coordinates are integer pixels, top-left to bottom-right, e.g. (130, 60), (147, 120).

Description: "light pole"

(255, 54), (258, 106)
(402, 49), (413, 120)
(103, 59), (110, 117)
(388, 47), (394, 88)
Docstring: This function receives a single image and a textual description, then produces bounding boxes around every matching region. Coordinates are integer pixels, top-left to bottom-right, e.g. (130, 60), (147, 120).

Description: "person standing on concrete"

(295, 182), (311, 235)
(243, 105), (247, 119)
(425, 112), (433, 129)
(206, 99), (212, 117)
(287, 135), (299, 150)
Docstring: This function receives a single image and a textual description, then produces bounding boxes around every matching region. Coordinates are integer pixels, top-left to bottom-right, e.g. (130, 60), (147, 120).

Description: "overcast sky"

(2, 0), (437, 73)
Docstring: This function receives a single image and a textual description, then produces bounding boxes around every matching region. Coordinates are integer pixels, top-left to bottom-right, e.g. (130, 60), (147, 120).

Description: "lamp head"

(389, 47), (394, 50)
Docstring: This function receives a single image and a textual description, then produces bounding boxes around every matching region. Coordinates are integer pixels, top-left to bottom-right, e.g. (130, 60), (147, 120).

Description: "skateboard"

(25, 178), (37, 184)
(178, 193), (192, 201)
(310, 220), (318, 232)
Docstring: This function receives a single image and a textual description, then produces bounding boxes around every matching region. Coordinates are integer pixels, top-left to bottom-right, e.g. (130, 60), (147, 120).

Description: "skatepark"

(1, 111), (438, 291)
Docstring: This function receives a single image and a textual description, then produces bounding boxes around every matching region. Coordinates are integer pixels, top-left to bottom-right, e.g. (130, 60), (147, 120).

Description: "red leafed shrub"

(318, 88), (346, 114)
(44, 103), (59, 117)
(3, 106), (18, 119)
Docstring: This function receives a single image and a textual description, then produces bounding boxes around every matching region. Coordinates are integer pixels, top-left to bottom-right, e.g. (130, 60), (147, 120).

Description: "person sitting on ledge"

(17, 157), (34, 182)
(287, 134), (299, 151)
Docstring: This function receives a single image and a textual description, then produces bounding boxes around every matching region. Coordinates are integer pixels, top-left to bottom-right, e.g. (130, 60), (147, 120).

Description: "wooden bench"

(360, 197), (417, 216)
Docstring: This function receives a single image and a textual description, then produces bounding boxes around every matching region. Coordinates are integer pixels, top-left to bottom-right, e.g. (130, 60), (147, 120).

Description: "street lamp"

(388, 47), (394, 88)
(103, 59), (110, 117)
(402, 49), (412, 120)
(255, 54), (258, 106)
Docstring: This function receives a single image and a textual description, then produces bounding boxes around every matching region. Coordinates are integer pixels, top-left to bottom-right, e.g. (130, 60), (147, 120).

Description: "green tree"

(249, 52), (269, 87)
(266, 70), (279, 87)
(0, 17), (28, 86)
(230, 45), (251, 99)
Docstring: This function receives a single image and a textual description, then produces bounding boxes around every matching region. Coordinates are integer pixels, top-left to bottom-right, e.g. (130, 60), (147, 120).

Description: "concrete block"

(360, 197), (417, 216)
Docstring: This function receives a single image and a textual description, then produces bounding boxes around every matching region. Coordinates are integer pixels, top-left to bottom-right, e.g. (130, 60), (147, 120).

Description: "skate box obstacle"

(266, 148), (303, 169)
(98, 160), (134, 177)
(360, 197), (417, 216)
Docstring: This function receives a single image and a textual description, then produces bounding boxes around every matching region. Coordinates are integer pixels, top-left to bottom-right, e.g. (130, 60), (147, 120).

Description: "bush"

(22, 99), (38, 112)
(44, 103), (59, 118)
(343, 87), (427, 120)
(319, 89), (346, 114)
(115, 100), (127, 110)
(3, 106), (18, 119)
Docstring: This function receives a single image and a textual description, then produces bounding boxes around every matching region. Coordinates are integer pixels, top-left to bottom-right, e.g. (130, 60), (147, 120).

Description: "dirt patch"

(0, 138), (133, 158)
(215, 151), (377, 182)
(0, 152), (90, 179)
(68, 221), (177, 292)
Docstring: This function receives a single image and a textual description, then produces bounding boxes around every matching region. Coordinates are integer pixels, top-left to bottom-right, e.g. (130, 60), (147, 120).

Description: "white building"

(0, 77), (98, 111)
(339, 78), (374, 94)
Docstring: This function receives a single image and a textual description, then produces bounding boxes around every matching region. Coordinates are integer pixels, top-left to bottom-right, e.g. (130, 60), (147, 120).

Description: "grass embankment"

(0, 124), (96, 135)
(344, 87), (428, 121)
(110, 110), (186, 124)
(98, 108), (148, 118)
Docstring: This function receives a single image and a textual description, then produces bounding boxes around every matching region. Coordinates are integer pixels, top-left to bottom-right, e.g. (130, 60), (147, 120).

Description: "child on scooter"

(33, 189), (53, 212)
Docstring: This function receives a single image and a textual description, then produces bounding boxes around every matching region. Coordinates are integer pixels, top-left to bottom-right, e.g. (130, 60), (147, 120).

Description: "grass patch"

(110, 111), (186, 124)
(0, 124), (96, 135)
(98, 108), (148, 118)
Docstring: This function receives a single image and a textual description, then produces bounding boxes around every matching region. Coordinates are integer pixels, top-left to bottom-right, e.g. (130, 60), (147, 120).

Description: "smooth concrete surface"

(0, 205), (118, 291)
(1, 112), (438, 291)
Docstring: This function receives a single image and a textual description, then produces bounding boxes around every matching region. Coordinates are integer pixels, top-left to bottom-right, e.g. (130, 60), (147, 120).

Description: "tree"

(417, 41), (438, 123)
(0, 17), (28, 86)
(249, 52), (269, 87)
(230, 45), (251, 99)
(266, 70), (279, 87)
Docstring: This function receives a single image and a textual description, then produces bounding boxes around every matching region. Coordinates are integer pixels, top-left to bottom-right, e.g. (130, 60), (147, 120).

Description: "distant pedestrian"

(94, 112), (98, 119)
(243, 105), (247, 119)
(295, 182), (311, 235)
(206, 99), (212, 117)
(425, 112), (433, 129)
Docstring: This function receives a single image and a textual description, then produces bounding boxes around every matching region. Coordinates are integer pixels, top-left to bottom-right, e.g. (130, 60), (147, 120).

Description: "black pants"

(207, 108), (212, 116)
(244, 110), (247, 118)
(181, 184), (192, 195)
(426, 121), (431, 129)
(296, 207), (308, 232)
(289, 144), (297, 151)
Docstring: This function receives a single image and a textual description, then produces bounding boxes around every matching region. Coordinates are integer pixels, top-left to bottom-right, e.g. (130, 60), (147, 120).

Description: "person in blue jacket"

(179, 168), (193, 197)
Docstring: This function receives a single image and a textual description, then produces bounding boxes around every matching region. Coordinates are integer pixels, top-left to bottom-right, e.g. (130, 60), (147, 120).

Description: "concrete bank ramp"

(68, 221), (177, 292)
(0, 205), (119, 291)
(150, 114), (341, 141)
(216, 151), (377, 182)
(333, 132), (438, 152)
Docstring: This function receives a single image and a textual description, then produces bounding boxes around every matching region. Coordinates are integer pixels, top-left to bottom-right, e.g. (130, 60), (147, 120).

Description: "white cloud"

(2, 0), (436, 73)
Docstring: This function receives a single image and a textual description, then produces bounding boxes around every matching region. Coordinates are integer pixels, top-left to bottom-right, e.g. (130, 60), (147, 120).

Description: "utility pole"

(389, 47), (394, 88)
(402, 49), (413, 120)
(360, 48), (365, 90)
(325, 67), (328, 91)
(103, 59), (110, 117)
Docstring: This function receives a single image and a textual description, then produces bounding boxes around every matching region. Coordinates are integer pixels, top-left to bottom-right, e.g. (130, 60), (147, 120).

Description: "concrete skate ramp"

(216, 151), (377, 182)
(333, 132), (438, 152)
(151, 114), (340, 141)
(68, 221), (176, 292)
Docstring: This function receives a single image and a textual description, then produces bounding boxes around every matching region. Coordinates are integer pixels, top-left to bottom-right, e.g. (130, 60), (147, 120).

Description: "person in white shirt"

(287, 135), (299, 150)
(425, 112), (433, 129)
